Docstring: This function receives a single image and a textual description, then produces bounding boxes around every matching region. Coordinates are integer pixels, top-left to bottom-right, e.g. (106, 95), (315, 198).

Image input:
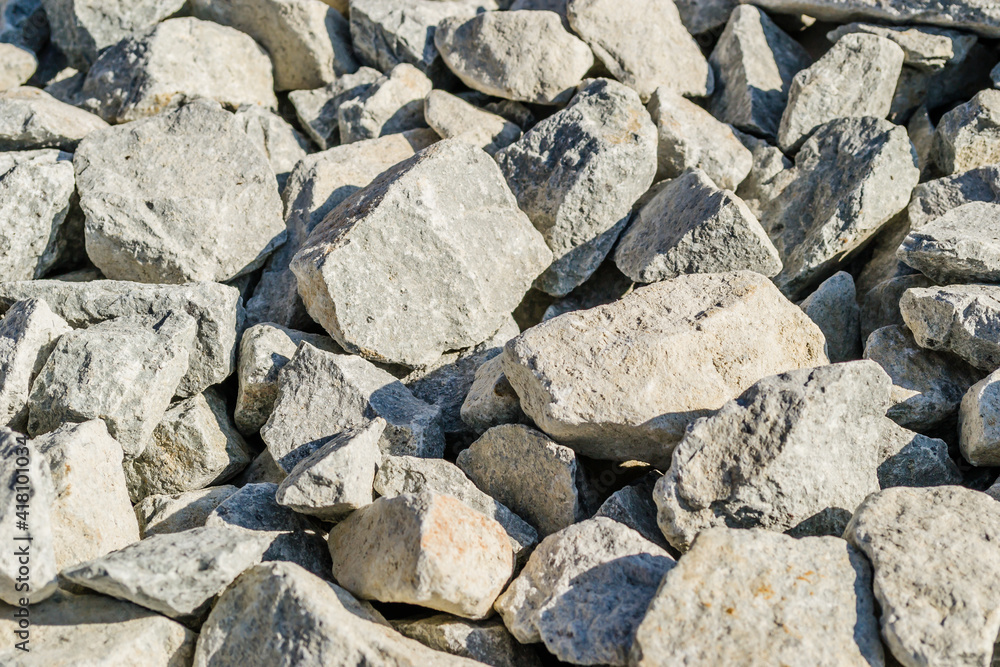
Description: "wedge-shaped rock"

(27, 313), (195, 456)
(0, 86), (107, 151)
(435, 10), (594, 105)
(595, 473), (668, 549)
(800, 271), (861, 363)
(189, 0), (357, 91)
(0, 279), (241, 397)
(194, 562), (480, 666)
(859, 274), (933, 340)
(959, 368), (1000, 466)
(898, 202), (1000, 283)
(877, 419), (961, 488)
(291, 138), (550, 367)
(75, 100), (284, 284)
(566, 0), (712, 101)
(762, 117), (919, 299)
(709, 5), (812, 140)
(287, 67), (382, 150)
(495, 518), (674, 666)
(827, 22), (977, 71)
(901, 285), (1000, 371)
(845, 487), (1000, 667)
(614, 169), (780, 284)
(392, 614), (543, 667)
(233, 105), (310, 190)
(424, 90), (521, 156)
(654, 361), (889, 552)
(496, 79), (657, 296)
(777, 34), (904, 152)
(933, 89), (1000, 174)
(338, 64), (432, 144)
(261, 343), (444, 470)
(329, 491), (513, 619)
(136, 486), (239, 538)
(460, 355), (528, 433)
(908, 163), (1000, 229)
(502, 271), (828, 465)
(630, 528), (883, 667)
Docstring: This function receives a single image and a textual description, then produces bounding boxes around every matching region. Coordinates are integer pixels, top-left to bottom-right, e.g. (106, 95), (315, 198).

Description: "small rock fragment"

(392, 614), (542, 667)
(733, 130), (794, 219)
(898, 202), (1000, 283)
(424, 89), (521, 156)
(338, 64), (432, 144)
(135, 486), (239, 538)
(287, 67), (382, 149)
(0, 86), (107, 151)
(594, 473), (668, 550)
(877, 419), (961, 488)
(460, 355), (528, 433)
(900, 284), (1000, 371)
(959, 368), (1000, 466)
(908, 163), (1000, 229)
(799, 271), (862, 362)
(933, 89), (1000, 174)
(0, 43), (34, 90)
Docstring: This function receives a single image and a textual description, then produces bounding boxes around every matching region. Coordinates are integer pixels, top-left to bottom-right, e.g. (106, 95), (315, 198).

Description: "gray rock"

(800, 271), (862, 363)
(540, 259), (634, 322)
(0, 0), (48, 52)
(908, 163), (1000, 229)
(933, 89), (1000, 175)
(647, 87), (753, 190)
(613, 168), (781, 284)
(959, 368), (1000, 466)
(77, 18), (277, 124)
(434, 10), (594, 106)
(459, 355), (528, 434)
(391, 614), (542, 667)
(0, 279), (242, 398)
(877, 419), (961, 488)
(859, 274), (933, 341)
(844, 486), (1000, 667)
(338, 64), (432, 145)
(907, 105), (936, 177)
(630, 528), (883, 667)
(135, 485), (239, 538)
(994, 61), (1000, 87)
(709, 5), (812, 140)
(27, 313), (196, 457)
(291, 138), (550, 367)
(889, 41), (993, 125)
(762, 117), (919, 300)
(502, 271), (828, 466)
(0, 298), (70, 430)
(777, 34), (904, 152)
(75, 100), (285, 284)
(565, 0), (713, 101)
(901, 284), (1000, 371)
(827, 22), (977, 71)
(189, 0), (357, 91)
(733, 130), (794, 219)
(864, 325), (982, 430)
(898, 202), (1000, 283)
(457, 424), (586, 538)
(328, 491), (514, 619)
(495, 517), (675, 666)
(61, 526), (268, 622)
(424, 90), (521, 156)
(496, 78), (657, 296)
(261, 343), (444, 470)
(654, 361), (889, 552)
(287, 67), (382, 149)
(0, 87), (106, 151)
(856, 213), (920, 299)
(594, 473), (668, 550)
(232, 105), (310, 190)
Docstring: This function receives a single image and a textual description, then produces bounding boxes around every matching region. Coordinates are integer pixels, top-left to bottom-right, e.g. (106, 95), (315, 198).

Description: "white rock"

(0, 299), (70, 430)
(232, 105), (310, 190)
(959, 368), (1000, 466)
(0, 42), (34, 91)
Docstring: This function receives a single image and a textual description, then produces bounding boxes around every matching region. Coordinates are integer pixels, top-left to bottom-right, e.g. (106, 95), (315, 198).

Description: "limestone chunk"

(135, 486), (239, 538)
(424, 90), (521, 156)
(900, 284), (1000, 371)
(460, 355), (528, 433)
(232, 106), (310, 190)
(287, 67), (382, 149)
(898, 202), (1000, 283)
(959, 368), (1000, 466)
(933, 89), (1000, 174)
(827, 22), (977, 71)
(0, 86), (107, 151)
(799, 271), (861, 363)
(877, 419), (961, 488)
(392, 614), (542, 667)
(0, 42), (34, 91)
(338, 64), (432, 145)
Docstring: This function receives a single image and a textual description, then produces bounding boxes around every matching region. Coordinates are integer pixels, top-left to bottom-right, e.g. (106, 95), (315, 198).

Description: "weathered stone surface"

(0, 279), (242, 397)
(594, 473), (668, 549)
(828, 22), (977, 71)
(460, 354), (528, 434)
(540, 259), (634, 322)
(496, 79), (657, 296)
(647, 88), (752, 190)
(733, 130), (793, 219)
(898, 202), (1000, 283)
(566, 0), (712, 101)
(77, 18), (277, 124)
(933, 87), (1000, 175)
(613, 169), (780, 284)
(503, 271), (828, 466)
(709, 5), (812, 140)
(374, 454), (538, 563)
(864, 324), (982, 431)
(0, 149), (76, 282)
(61, 526), (267, 621)
(190, 0), (357, 91)
(762, 117), (919, 300)
(654, 361), (889, 552)
(457, 424), (585, 538)
(338, 64), (432, 144)
(287, 66), (382, 149)
(193, 562), (480, 667)
(907, 106), (936, 177)
(777, 34), (904, 152)
(435, 10), (594, 106)
(909, 163), (1000, 230)
(860, 274), (932, 341)
(135, 485), (239, 538)
(75, 100), (285, 284)
(877, 419), (961, 488)
(329, 491), (513, 619)
(673, 0), (739, 34)
(392, 614), (542, 667)
(233, 105), (310, 190)
(630, 528), (883, 667)
(845, 486), (1000, 667)
(901, 285), (1000, 371)
(424, 90), (521, 156)
(27, 313), (195, 456)
(261, 343), (444, 470)
(959, 368), (1000, 466)
(495, 518), (674, 666)
(800, 271), (861, 363)
(0, 44), (34, 90)
(0, 298), (70, 430)
(0, 86), (107, 151)
(889, 41), (992, 125)
(292, 138), (550, 367)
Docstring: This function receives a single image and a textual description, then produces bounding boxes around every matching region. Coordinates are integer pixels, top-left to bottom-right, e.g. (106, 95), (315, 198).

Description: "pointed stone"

(460, 355), (528, 434)
(932, 89), (1000, 174)
(898, 202), (1000, 283)
(799, 271), (862, 363)
(877, 419), (961, 488)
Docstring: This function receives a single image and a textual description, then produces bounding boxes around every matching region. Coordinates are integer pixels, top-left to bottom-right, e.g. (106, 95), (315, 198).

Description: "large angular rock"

(709, 5), (812, 140)
(232, 105), (310, 190)
(459, 355), (528, 434)
(901, 285), (1000, 371)
(0, 279), (242, 398)
(75, 100), (284, 284)
(565, 0), (713, 101)
(136, 485), (240, 538)
(423, 90), (521, 156)
(189, 0), (357, 91)
(291, 138), (551, 367)
(959, 368), (1000, 466)
(502, 271), (828, 466)
(287, 66), (382, 150)
(338, 63), (432, 144)
(654, 361), (889, 552)
(897, 202), (1000, 283)
(908, 163), (1000, 229)
(630, 528), (883, 667)
(495, 518), (675, 666)
(496, 79), (657, 296)
(762, 117), (919, 300)
(0, 86), (107, 151)
(613, 169), (780, 283)
(777, 34), (904, 152)
(328, 492), (513, 619)
(77, 18), (277, 124)
(434, 10), (594, 106)
(845, 487), (1000, 667)
(932, 88), (1000, 174)
(392, 614), (543, 667)
(800, 271), (861, 363)
(877, 419), (961, 488)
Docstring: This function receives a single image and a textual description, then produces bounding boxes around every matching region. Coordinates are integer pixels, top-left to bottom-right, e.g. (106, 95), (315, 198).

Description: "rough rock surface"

(232, 105), (310, 190)
(594, 473), (668, 549)
(907, 163), (1000, 229)
(338, 64), (432, 145)
(0, 86), (107, 151)
(898, 202), (1000, 283)
(932, 89), (1000, 174)
(0, 43), (34, 90)
(460, 354), (528, 433)
(287, 67), (382, 150)
(800, 271), (861, 363)
(135, 486), (239, 538)
(827, 22), (977, 71)
(423, 89), (521, 156)
(877, 419), (961, 488)
(959, 368), (1000, 466)
(900, 284), (1000, 371)
(392, 614), (542, 667)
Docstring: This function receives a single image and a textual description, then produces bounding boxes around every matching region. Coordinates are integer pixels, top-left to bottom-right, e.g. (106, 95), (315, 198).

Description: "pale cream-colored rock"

(392, 614), (543, 667)
(0, 87), (108, 151)
(0, 43), (35, 91)
(423, 90), (520, 156)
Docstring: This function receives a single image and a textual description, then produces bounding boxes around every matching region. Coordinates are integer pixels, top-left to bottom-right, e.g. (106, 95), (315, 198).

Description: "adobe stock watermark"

(9, 432), (33, 652)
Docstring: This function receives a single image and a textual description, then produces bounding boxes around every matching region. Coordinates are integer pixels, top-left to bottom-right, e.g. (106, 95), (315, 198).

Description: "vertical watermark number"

(10, 433), (31, 652)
